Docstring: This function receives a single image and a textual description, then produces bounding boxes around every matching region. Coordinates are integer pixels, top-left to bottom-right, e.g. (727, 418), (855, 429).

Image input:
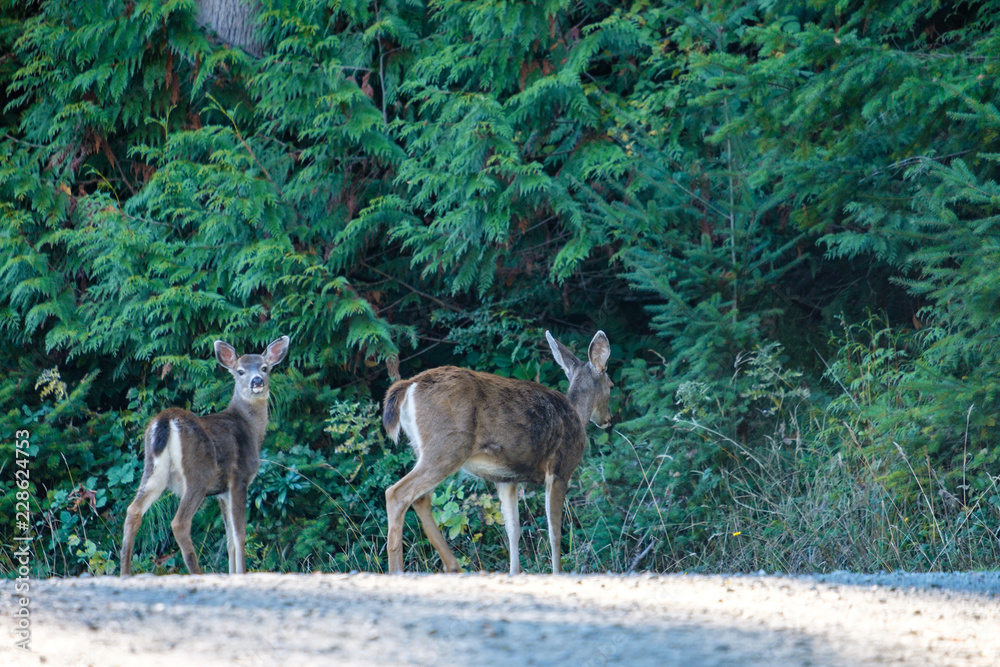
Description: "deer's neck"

(566, 382), (592, 427)
(227, 393), (270, 450)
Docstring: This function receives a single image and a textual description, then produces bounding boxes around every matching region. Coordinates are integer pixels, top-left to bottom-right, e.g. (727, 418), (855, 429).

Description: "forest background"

(2, 0), (1000, 577)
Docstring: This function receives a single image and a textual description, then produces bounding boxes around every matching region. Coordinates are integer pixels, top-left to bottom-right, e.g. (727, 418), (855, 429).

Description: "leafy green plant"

(3, 0), (1000, 579)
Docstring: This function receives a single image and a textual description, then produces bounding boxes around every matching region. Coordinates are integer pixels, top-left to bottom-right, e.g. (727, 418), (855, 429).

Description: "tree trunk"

(196, 0), (264, 57)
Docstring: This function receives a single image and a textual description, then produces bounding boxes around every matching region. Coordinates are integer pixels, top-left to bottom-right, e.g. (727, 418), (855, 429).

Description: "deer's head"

(215, 336), (290, 404)
(546, 330), (613, 429)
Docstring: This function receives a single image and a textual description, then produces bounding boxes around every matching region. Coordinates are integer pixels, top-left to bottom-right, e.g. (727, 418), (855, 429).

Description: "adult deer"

(120, 336), (290, 576)
(382, 330), (612, 574)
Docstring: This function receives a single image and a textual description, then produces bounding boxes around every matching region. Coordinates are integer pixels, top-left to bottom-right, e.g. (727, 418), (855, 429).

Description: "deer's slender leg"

(121, 488), (156, 576)
(411, 492), (459, 572)
(496, 482), (521, 575)
(227, 483), (249, 574)
(171, 487), (207, 575)
(217, 492), (236, 574)
(120, 453), (170, 576)
(385, 453), (464, 573)
(545, 474), (568, 574)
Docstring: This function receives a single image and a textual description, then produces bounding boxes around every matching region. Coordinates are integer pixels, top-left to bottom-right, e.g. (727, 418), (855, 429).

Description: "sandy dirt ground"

(2, 570), (998, 666)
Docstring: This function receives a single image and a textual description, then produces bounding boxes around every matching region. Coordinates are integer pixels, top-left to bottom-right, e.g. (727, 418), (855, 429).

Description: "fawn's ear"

(546, 330), (581, 379)
(264, 335), (290, 366)
(215, 341), (239, 370)
(588, 331), (610, 374)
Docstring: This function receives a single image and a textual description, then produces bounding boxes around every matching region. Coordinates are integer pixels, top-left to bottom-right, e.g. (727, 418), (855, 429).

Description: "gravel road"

(2, 570), (998, 666)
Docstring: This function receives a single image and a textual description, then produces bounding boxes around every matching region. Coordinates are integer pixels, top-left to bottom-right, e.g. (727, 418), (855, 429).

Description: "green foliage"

(3, 0), (1000, 578)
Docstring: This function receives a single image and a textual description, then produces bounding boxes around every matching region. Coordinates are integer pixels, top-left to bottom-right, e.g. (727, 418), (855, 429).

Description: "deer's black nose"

(250, 376), (264, 390)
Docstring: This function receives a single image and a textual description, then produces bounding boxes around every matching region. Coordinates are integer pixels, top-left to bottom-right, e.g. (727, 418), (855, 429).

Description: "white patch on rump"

(165, 420), (187, 496)
(136, 419), (187, 513)
(138, 421), (170, 513)
(398, 382), (422, 454)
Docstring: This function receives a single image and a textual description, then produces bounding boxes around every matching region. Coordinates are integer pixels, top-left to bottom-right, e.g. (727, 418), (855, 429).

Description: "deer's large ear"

(264, 335), (290, 366)
(546, 330), (580, 379)
(215, 341), (239, 370)
(588, 331), (610, 374)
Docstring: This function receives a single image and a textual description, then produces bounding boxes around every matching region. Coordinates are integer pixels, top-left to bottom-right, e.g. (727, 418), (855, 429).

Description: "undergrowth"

(4, 318), (999, 578)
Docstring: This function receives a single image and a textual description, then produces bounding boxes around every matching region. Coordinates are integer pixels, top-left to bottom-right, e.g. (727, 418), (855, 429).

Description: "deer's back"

(399, 366), (586, 484)
(146, 407), (260, 496)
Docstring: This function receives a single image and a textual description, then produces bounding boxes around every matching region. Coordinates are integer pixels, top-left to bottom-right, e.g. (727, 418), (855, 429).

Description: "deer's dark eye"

(237, 369), (246, 376)
(261, 366), (269, 374)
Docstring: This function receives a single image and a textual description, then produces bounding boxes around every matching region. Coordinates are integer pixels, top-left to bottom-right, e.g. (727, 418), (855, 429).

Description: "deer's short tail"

(148, 415), (172, 457)
(382, 380), (412, 444)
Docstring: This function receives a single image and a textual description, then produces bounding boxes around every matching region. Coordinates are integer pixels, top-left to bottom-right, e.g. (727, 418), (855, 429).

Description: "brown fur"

(382, 330), (613, 574)
(119, 336), (289, 576)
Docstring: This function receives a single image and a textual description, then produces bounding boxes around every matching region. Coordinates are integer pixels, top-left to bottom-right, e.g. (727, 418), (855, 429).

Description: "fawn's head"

(546, 330), (613, 429)
(214, 336), (290, 403)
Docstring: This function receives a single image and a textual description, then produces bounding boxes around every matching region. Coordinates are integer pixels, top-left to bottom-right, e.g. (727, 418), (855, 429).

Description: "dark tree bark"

(196, 0), (264, 57)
